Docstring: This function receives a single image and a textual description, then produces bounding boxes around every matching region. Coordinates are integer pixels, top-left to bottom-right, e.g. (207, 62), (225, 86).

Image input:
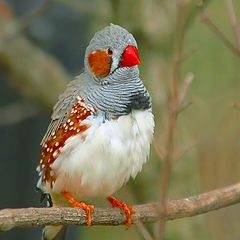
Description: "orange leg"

(62, 191), (94, 226)
(107, 196), (133, 226)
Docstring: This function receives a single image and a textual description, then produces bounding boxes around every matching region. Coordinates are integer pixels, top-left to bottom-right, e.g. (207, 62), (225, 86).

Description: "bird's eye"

(108, 49), (113, 56)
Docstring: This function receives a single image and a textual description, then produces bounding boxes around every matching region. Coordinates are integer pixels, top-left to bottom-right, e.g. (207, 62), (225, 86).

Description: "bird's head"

(82, 24), (150, 116)
(84, 24), (140, 82)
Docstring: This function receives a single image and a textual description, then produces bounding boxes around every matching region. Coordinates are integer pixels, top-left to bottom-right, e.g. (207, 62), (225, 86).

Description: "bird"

(36, 24), (154, 240)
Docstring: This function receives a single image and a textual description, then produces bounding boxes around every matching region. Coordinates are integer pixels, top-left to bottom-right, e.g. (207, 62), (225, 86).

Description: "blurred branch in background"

(157, 1), (190, 239)
(0, 1), (70, 110)
(136, 221), (154, 240)
(2, 0), (54, 40)
(1, 182), (240, 231)
(199, 9), (240, 58)
(0, 102), (38, 125)
(173, 137), (197, 164)
(224, 0), (240, 47)
(54, 0), (101, 18)
(233, 101), (240, 111)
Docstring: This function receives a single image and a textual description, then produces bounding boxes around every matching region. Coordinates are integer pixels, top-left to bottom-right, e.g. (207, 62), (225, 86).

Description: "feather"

(41, 77), (84, 145)
(42, 225), (67, 240)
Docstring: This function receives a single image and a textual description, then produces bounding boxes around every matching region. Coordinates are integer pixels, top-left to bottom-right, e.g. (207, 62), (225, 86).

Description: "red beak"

(120, 45), (141, 67)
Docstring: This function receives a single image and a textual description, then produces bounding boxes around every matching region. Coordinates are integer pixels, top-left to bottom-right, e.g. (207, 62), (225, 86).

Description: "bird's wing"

(38, 87), (95, 186)
(40, 77), (83, 145)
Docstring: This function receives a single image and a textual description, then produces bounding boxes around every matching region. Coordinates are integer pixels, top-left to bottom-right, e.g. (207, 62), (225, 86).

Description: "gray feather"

(42, 225), (67, 240)
(40, 77), (85, 145)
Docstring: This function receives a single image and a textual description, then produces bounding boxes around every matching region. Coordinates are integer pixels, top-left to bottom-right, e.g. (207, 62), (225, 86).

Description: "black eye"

(108, 48), (113, 55)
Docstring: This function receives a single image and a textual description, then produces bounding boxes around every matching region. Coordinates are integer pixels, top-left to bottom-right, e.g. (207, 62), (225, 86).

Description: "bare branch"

(135, 221), (154, 240)
(1, 182), (240, 231)
(0, 11), (70, 109)
(152, 137), (166, 160)
(158, 1), (188, 239)
(173, 138), (198, 163)
(0, 102), (38, 125)
(176, 72), (193, 113)
(225, 0), (240, 46)
(233, 101), (240, 111)
(200, 11), (240, 58)
(54, 0), (101, 18)
(6, 0), (54, 40)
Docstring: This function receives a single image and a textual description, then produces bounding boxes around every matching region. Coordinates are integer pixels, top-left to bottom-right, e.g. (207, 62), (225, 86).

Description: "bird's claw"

(107, 196), (133, 226)
(62, 191), (95, 226)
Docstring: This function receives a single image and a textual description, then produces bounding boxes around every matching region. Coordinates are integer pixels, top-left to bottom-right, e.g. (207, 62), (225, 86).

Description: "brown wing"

(39, 96), (95, 187)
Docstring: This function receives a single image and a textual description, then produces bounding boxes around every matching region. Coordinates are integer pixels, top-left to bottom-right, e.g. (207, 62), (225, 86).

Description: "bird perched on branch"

(36, 24), (154, 240)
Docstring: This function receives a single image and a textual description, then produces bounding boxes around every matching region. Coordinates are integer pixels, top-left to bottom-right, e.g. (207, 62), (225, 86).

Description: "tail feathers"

(39, 190), (69, 240)
(42, 225), (67, 240)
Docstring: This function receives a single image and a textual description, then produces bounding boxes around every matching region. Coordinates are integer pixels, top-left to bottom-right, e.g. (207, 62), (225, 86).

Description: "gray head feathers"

(81, 24), (151, 116)
(85, 24), (137, 55)
(84, 24), (138, 77)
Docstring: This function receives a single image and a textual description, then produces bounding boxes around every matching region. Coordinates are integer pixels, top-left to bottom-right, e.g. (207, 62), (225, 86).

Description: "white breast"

(47, 109), (154, 199)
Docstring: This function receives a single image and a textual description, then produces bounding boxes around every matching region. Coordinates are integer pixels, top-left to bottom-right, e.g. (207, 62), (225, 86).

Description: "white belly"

(46, 109), (154, 199)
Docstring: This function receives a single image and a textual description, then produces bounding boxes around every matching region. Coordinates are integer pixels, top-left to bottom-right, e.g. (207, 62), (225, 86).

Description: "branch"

(0, 102), (38, 125)
(1, 182), (240, 231)
(0, 2), (70, 109)
(233, 101), (240, 111)
(135, 221), (154, 240)
(200, 11), (240, 58)
(225, 0), (240, 46)
(158, 1), (188, 239)
(2, 0), (54, 41)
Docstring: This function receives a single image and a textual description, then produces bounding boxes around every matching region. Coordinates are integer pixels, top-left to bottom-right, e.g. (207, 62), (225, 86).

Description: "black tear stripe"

(126, 91), (151, 113)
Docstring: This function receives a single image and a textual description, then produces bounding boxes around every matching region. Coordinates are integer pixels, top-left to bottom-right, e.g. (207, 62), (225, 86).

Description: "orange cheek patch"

(88, 50), (111, 77)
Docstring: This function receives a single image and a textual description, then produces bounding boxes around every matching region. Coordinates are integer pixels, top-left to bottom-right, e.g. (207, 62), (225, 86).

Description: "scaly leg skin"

(62, 191), (94, 226)
(107, 196), (133, 226)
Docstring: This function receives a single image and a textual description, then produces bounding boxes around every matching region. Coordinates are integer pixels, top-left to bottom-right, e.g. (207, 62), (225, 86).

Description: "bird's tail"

(42, 225), (67, 240)
(36, 188), (68, 240)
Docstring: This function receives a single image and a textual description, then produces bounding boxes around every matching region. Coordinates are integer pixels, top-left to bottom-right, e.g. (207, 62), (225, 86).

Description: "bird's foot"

(62, 191), (94, 226)
(107, 196), (133, 226)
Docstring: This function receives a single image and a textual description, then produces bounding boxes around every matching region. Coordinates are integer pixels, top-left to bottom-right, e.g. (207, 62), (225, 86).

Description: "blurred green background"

(0, 0), (240, 239)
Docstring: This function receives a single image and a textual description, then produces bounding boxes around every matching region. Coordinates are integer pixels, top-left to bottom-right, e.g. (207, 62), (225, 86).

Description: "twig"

(0, 13), (70, 109)
(126, 182), (154, 239)
(158, 1), (187, 239)
(136, 221), (154, 240)
(16, 0), (54, 34)
(173, 138), (198, 163)
(3, 0), (54, 42)
(225, 0), (240, 46)
(125, 188), (155, 240)
(0, 102), (38, 125)
(200, 11), (240, 58)
(153, 137), (166, 160)
(54, 0), (100, 18)
(176, 73), (193, 113)
(232, 101), (240, 111)
(1, 182), (240, 231)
